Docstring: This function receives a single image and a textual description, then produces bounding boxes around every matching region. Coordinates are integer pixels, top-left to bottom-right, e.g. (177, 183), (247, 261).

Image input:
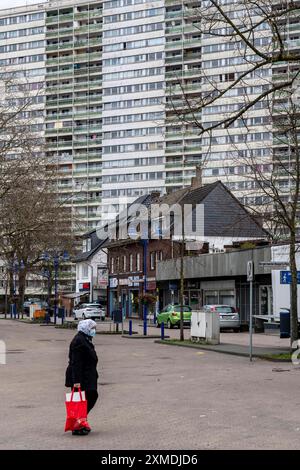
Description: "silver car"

(73, 303), (105, 321)
(203, 305), (240, 332)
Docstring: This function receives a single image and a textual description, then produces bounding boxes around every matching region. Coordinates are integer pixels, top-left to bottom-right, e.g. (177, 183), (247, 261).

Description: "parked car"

(203, 305), (240, 332)
(73, 303), (106, 321)
(156, 304), (192, 329)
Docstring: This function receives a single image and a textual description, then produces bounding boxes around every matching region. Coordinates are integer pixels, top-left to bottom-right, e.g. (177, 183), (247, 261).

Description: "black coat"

(65, 331), (98, 391)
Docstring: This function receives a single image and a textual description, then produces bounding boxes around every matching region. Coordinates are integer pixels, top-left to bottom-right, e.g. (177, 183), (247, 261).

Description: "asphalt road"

(0, 320), (300, 450)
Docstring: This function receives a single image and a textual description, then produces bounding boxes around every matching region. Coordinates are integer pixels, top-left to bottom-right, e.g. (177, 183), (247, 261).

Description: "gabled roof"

(77, 180), (267, 255)
(73, 237), (107, 263)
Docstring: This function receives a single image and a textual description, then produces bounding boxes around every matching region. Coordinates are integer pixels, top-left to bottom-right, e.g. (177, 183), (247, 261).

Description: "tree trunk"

(290, 232), (298, 348)
(18, 270), (27, 318)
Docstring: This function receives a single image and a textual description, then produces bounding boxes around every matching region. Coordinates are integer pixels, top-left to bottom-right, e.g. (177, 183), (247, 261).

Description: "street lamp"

(41, 250), (69, 324)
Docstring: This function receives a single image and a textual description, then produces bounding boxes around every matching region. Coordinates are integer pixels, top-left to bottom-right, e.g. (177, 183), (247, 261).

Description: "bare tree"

(170, 0), (300, 345)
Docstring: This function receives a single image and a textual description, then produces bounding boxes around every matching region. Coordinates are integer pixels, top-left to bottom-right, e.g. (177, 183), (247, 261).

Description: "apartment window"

(136, 253), (141, 272)
(150, 252), (155, 270)
(111, 257), (114, 274)
(123, 255), (127, 272)
(82, 265), (89, 279)
(156, 251), (163, 264)
(128, 254), (133, 272)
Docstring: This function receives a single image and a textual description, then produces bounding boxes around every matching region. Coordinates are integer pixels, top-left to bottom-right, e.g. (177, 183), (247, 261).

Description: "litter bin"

(57, 307), (65, 319)
(112, 309), (122, 324)
(280, 309), (290, 339)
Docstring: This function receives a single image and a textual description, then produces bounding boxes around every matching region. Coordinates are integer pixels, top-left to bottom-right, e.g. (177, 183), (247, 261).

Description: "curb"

(123, 335), (169, 339)
(154, 340), (290, 360)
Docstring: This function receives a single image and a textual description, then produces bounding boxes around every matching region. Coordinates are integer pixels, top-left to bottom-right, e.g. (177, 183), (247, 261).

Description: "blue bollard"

(161, 322), (165, 340)
(129, 319), (132, 336)
(143, 320), (147, 336)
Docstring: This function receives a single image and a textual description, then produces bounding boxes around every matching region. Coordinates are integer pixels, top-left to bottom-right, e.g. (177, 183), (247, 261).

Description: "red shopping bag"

(65, 387), (88, 432)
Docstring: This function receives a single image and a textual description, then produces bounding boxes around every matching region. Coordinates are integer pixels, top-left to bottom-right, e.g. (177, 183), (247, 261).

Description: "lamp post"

(142, 238), (148, 336)
(41, 250), (69, 324)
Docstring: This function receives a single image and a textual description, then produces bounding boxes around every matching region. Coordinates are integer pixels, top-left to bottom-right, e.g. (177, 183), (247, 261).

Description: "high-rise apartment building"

(0, 0), (298, 230)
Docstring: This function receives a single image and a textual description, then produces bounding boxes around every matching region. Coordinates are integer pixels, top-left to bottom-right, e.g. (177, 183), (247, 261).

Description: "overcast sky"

(1, 0), (48, 9)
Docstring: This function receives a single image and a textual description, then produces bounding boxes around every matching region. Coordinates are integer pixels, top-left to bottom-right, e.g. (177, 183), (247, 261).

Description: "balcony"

(74, 80), (102, 90)
(46, 69), (74, 78)
(74, 24), (102, 34)
(46, 84), (74, 93)
(166, 55), (182, 63)
(46, 98), (73, 106)
(46, 113), (73, 121)
(73, 110), (102, 118)
(47, 27), (73, 37)
(48, 141), (73, 148)
(74, 125), (101, 133)
(166, 68), (201, 79)
(46, 13), (74, 24)
(165, 146), (183, 154)
(45, 127), (73, 134)
(166, 38), (201, 49)
(165, 161), (183, 168)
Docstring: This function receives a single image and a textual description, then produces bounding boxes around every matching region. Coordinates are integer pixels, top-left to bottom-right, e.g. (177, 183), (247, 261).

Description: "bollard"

(143, 320), (147, 336)
(161, 322), (165, 340)
(129, 319), (132, 336)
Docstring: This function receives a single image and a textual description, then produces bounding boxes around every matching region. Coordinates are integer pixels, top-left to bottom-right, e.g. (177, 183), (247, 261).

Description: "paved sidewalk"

(2, 316), (291, 358)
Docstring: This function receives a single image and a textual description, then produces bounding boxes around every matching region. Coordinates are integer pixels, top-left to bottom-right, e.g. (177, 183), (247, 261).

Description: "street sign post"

(247, 261), (254, 362)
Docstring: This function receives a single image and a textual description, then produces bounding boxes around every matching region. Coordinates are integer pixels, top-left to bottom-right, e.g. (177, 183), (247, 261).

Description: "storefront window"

(219, 290), (235, 306)
(204, 290), (218, 305)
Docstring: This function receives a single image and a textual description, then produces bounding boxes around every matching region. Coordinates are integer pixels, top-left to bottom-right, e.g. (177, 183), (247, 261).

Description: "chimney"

(150, 191), (161, 202)
(191, 165), (202, 189)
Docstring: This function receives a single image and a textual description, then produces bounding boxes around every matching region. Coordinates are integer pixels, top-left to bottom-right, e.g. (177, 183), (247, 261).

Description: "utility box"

(191, 310), (220, 344)
(29, 304), (40, 320)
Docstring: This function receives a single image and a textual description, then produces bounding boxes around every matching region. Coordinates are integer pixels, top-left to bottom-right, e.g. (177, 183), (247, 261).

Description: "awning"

(61, 292), (87, 299)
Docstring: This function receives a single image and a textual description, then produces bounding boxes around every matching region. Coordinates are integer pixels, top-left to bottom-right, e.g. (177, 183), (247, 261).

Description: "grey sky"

(0, 0), (47, 10)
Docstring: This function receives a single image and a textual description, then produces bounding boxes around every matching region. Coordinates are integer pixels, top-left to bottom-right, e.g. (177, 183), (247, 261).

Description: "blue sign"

(280, 271), (300, 284)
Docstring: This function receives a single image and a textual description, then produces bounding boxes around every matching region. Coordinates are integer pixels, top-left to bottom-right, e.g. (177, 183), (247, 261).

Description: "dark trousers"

(85, 390), (98, 414)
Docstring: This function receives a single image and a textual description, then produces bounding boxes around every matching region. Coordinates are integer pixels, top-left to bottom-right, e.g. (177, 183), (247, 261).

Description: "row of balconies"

(165, 23), (202, 35)
(47, 23), (102, 37)
(47, 51), (102, 65)
(46, 80), (102, 94)
(48, 139), (102, 148)
(46, 125), (102, 135)
(46, 67), (102, 78)
(46, 10), (102, 24)
(46, 110), (102, 121)
(165, 145), (201, 154)
(46, 95), (102, 106)
(46, 39), (102, 51)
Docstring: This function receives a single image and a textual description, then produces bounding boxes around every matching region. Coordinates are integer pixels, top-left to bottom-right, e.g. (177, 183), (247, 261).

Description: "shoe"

(72, 428), (89, 436)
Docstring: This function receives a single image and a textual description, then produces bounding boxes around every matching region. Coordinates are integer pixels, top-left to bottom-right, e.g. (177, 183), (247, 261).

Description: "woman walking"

(65, 319), (99, 436)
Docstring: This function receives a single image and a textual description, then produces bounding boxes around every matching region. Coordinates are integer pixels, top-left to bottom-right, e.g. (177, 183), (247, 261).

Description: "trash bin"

(280, 309), (290, 339)
(112, 309), (122, 324)
(57, 307), (65, 319)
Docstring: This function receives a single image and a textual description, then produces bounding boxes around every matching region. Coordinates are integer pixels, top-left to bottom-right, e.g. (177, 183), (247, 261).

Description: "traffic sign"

(247, 261), (254, 281)
(280, 271), (300, 284)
